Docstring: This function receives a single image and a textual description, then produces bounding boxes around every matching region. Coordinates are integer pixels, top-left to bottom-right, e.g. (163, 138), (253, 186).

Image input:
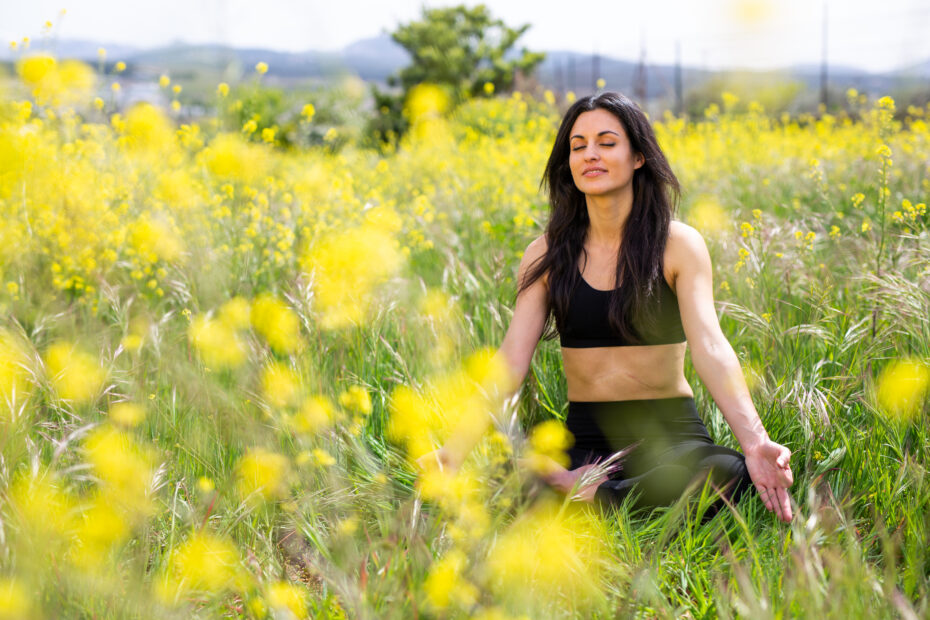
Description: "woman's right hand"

(545, 463), (608, 503)
(745, 439), (794, 522)
(414, 446), (459, 473)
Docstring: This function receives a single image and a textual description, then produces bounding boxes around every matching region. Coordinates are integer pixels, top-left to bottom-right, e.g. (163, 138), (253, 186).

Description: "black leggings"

(565, 397), (752, 512)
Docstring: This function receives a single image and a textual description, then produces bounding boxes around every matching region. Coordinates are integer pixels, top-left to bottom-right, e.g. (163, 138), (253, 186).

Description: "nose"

(583, 145), (599, 161)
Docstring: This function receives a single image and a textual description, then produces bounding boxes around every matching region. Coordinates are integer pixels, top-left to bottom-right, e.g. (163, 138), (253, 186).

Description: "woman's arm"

(670, 222), (794, 521)
(497, 235), (551, 389)
(417, 236), (550, 469)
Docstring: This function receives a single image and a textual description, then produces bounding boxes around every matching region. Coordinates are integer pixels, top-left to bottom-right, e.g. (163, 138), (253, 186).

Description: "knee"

(701, 453), (752, 502)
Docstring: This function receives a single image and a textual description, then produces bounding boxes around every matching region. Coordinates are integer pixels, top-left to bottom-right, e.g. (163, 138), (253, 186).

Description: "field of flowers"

(0, 52), (929, 619)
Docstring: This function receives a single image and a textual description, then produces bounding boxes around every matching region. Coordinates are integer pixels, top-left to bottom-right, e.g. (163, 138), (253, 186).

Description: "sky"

(3, 0), (930, 72)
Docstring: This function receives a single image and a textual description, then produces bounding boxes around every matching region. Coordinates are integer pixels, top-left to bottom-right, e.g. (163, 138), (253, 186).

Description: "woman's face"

(568, 108), (644, 198)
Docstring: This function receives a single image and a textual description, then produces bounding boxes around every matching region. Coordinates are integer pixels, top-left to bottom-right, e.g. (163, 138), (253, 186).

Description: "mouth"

(582, 168), (607, 177)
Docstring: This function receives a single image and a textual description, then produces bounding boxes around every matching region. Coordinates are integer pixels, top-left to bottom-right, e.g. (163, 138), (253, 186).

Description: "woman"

(431, 92), (794, 522)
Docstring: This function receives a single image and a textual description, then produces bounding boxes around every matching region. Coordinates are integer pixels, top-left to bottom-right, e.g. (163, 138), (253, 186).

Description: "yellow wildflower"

(301, 222), (404, 329)
(338, 385), (372, 415)
(83, 426), (154, 520)
(45, 342), (106, 403)
(124, 102), (174, 152)
(526, 419), (574, 474)
(261, 362), (301, 409)
(250, 294), (300, 354)
(109, 402), (146, 428)
(291, 395), (335, 435)
(189, 314), (248, 369)
(312, 448), (336, 467)
(236, 448), (290, 503)
(161, 532), (247, 600)
(301, 103), (315, 121)
(197, 477), (215, 494)
(0, 577), (31, 619)
(689, 196), (729, 234)
(0, 330), (31, 413)
(267, 582), (308, 618)
(8, 473), (77, 543)
(874, 358), (929, 422)
(423, 549), (478, 611)
(71, 493), (130, 568)
(486, 498), (607, 611)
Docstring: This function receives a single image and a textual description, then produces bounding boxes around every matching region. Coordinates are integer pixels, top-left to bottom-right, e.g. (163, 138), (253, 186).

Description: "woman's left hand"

(744, 439), (794, 522)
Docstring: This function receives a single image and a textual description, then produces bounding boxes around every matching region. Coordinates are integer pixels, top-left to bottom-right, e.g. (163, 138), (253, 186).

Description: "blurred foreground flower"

(338, 385), (372, 415)
(128, 214), (183, 263)
(261, 361), (301, 409)
(9, 473), (77, 545)
(388, 348), (509, 462)
(423, 548), (478, 611)
(405, 83), (449, 124)
(0, 577), (31, 619)
(0, 330), (32, 415)
(301, 217), (404, 329)
(17, 54), (95, 106)
(291, 394), (336, 435)
(526, 419), (574, 475)
(44, 342), (106, 403)
(266, 581), (308, 618)
(236, 448), (290, 504)
(108, 402), (145, 428)
(123, 102), (175, 153)
(189, 314), (248, 369)
(688, 195), (730, 234)
(251, 294), (301, 354)
(159, 532), (249, 602)
(875, 358), (930, 422)
(485, 498), (608, 613)
(83, 426), (155, 521)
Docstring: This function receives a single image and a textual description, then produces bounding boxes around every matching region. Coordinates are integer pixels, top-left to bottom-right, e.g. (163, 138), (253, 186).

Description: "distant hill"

(2, 34), (926, 100)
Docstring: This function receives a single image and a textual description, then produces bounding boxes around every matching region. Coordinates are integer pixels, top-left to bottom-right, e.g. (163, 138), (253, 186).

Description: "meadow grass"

(0, 57), (928, 618)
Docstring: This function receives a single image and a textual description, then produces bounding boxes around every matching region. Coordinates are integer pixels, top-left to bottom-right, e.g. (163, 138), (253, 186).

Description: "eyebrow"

(570, 130), (621, 140)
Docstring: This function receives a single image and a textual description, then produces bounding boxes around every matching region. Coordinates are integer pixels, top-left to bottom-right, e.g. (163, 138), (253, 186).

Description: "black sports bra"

(559, 274), (686, 348)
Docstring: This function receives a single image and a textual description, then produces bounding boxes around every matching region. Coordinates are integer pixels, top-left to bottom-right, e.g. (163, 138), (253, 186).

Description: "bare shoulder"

(667, 221), (711, 281)
(517, 234), (549, 288)
(668, 221), (709, 259)
(522, 234), (548, 264)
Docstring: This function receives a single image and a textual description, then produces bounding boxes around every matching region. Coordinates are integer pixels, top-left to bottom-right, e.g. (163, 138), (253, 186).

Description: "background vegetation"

(0, 15), (929, 619)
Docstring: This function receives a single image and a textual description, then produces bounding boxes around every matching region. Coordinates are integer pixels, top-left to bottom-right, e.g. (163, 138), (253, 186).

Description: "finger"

(774, 486), (793, 522)
(756, 486), (775, 511)
(777, 446), (792, 468)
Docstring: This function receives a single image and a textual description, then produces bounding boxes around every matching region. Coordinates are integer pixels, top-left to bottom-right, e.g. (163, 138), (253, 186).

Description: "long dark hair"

(520, 91), (681, 343)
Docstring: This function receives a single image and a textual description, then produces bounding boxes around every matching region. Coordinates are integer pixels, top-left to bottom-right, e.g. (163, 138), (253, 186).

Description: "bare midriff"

(561, 342), (694, 402)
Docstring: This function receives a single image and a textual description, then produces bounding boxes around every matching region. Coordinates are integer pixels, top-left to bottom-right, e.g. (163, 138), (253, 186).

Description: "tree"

(390, 4), (545, 100)
(365, 4), (544, 148)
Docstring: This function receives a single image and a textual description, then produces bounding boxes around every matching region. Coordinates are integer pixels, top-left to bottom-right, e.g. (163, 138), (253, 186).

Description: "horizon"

(4, 0), (930, 74)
